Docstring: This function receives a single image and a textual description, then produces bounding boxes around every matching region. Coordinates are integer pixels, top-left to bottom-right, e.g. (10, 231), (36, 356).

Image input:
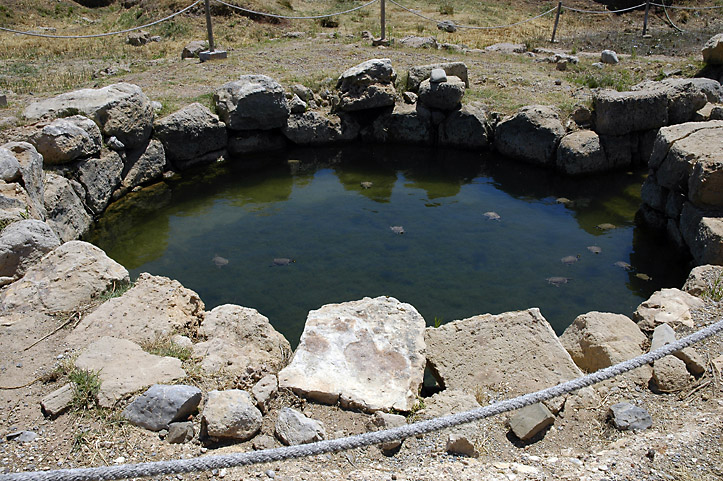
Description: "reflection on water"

(88, 144), (690, 347)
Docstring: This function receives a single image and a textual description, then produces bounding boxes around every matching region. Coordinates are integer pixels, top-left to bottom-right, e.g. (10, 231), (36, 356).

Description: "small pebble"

(265, 470), (275, 479)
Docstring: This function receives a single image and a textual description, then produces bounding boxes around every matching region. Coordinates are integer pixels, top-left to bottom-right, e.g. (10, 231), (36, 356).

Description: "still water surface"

(88, 145), (689, 346)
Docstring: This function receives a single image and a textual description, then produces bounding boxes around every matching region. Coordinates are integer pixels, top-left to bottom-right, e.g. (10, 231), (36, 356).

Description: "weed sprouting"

(141, 336), (193, 361)
(68, 368), (102, 411)
(705, 273), (723, 302)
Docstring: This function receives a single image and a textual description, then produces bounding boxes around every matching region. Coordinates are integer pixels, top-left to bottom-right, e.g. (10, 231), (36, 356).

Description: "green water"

(88, 144), (689, 346)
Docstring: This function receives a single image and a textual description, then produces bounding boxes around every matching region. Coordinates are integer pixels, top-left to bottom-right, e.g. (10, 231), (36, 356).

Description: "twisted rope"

(650, 2), (723, 9)
(388, 0), (557, 30)
(0, 0), (201, 39)
(563, 2), (647, 14)
(3, 316), (722, 481)
(212, 0), (379, 20)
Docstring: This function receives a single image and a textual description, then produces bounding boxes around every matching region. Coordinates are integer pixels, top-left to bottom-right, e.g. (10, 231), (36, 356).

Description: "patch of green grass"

(97, 280), (133, 303)
(69, 368), (102, 411)
(406, 397), (426, 421)
(567, 65), (642, 91)
(705, 273), (723, 302)
(141, 336), (193, 361)
(433, 316), (443, 328)
(155, 20), (189, 40)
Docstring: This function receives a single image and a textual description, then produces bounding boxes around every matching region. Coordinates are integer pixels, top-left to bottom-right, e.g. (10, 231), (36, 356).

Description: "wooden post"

(642, 0), (651, 36)
(550, 1), (562, 43)
(204, 0), (215, 52)
(380, 0), (386, 41)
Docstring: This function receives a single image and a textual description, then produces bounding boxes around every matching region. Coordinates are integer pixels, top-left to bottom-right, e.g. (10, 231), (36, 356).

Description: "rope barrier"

(650, 2), (723, 9)
(662, 2), (686, 33)
(563, 2), (647, 14)
(211, 0), (379, 20)
(3, 315), (722, 481)
(0, 0), (201, 39)
(388, 0), (557, 30)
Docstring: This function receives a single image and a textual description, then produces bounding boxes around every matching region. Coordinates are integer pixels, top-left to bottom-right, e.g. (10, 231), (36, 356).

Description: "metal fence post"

(642, 0), (651, 36)
(550, 1), (562, 43)
(204, 0), (215, 52)
(380, 0), (386, 41)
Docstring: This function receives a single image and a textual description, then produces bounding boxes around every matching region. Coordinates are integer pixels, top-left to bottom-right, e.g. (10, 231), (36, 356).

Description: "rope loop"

(211, 0), (380, 20)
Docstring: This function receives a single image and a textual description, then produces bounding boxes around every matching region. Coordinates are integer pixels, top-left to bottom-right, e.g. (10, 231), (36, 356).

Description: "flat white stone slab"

(278, 296), (426, 412)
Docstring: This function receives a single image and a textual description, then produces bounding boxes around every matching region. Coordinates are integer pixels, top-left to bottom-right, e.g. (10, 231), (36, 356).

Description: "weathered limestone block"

(0, 241), (129, 314)
(116, 139), (166, 198)
(75, 336), (185, 408)
(69, 273), (205, 347)
(438, 104), (492, 149)
(559, 311), (651, 385)
(366, 411), (406, 451)
(75, 151), (124, 214)
(398, 36), (438, 51)
(153, 103), (227, 169)
(24, 83), (154, 149)
(0, 147), (21, 182)
(425, 308), (582, 413)
(29, 116), (101, 164)
(122, 384), (202, 431)
(494, 105), (565, 166)
(167, 422), (194, 444)
(42, 172), (92, 242)
(407, 62), (468, 92)
(417, 76), (465, 111)
(252, 374), (278, 414)
(702, 33), (723, 65)
(362, 104), (434, 145)
(653, 356), (692, 392)
(651, 324), (705, 376)
(40, 383), (75, 418)
(214, 75), (289, 131)
(555, 130), (608, 175)
(0, 219), (60, 280)
(416, 389), (480, 420)
(275, 407), (325, 446)
(278, 296), (426, 412)
(634, 287), (704, 331)
(2, 142), (46, 219)
(193, 304), (291, 377)
(593, 88), (668, 136)
(202, 389), (262, 441)
(680, 203), (723, 266)
(508, 403), (554, 441)
(0, 183), (38, 226)
(181, 40), (207, 59)
(282, 111), (360, 145)
(336, 59), (397, 112)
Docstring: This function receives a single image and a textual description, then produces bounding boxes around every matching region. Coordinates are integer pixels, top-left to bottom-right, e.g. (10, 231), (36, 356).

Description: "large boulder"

(559, 311), (651, 384)
(0, 183), (41, 225)
(193, 304), (291, 377)
(555, 130), (609, 175)
(702, 33), (723, 65)
(278, 296), (426, 412)
(42, 172), (92, 242)
(633, 287), (705, 331)
(2, 142), (46, 219)
(116, 139), (166, 198)
(362, 104), (433, 145)
(634, 78), (720, 125)
(0, 219), (60, 280)
(593, 88), (668, 136)
(494, 105), (565, 166)
(23, 83), (154, 149)
(336, 59), (397, 112)
(417, 76), (465, 111)
(28, 115), (101, 165)
(214, 75), (289, 131)
(153, 103), (227, 169)
(682, 264), (723, 297)
(425, 308), (583, 413)
(282, 111), (360, 145)
(407, 62), (469, 92)
(438, 103), (492, 149)
(74, 151), (124, 214)
(201, 389), (262, 441)
(0, 241), (129, 314)
(68, 273), (205, 347)
(75, 336), (185, 408)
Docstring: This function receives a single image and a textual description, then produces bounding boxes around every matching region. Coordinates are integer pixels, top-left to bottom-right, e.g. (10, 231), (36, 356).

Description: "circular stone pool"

(88, 144), (690, 346)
